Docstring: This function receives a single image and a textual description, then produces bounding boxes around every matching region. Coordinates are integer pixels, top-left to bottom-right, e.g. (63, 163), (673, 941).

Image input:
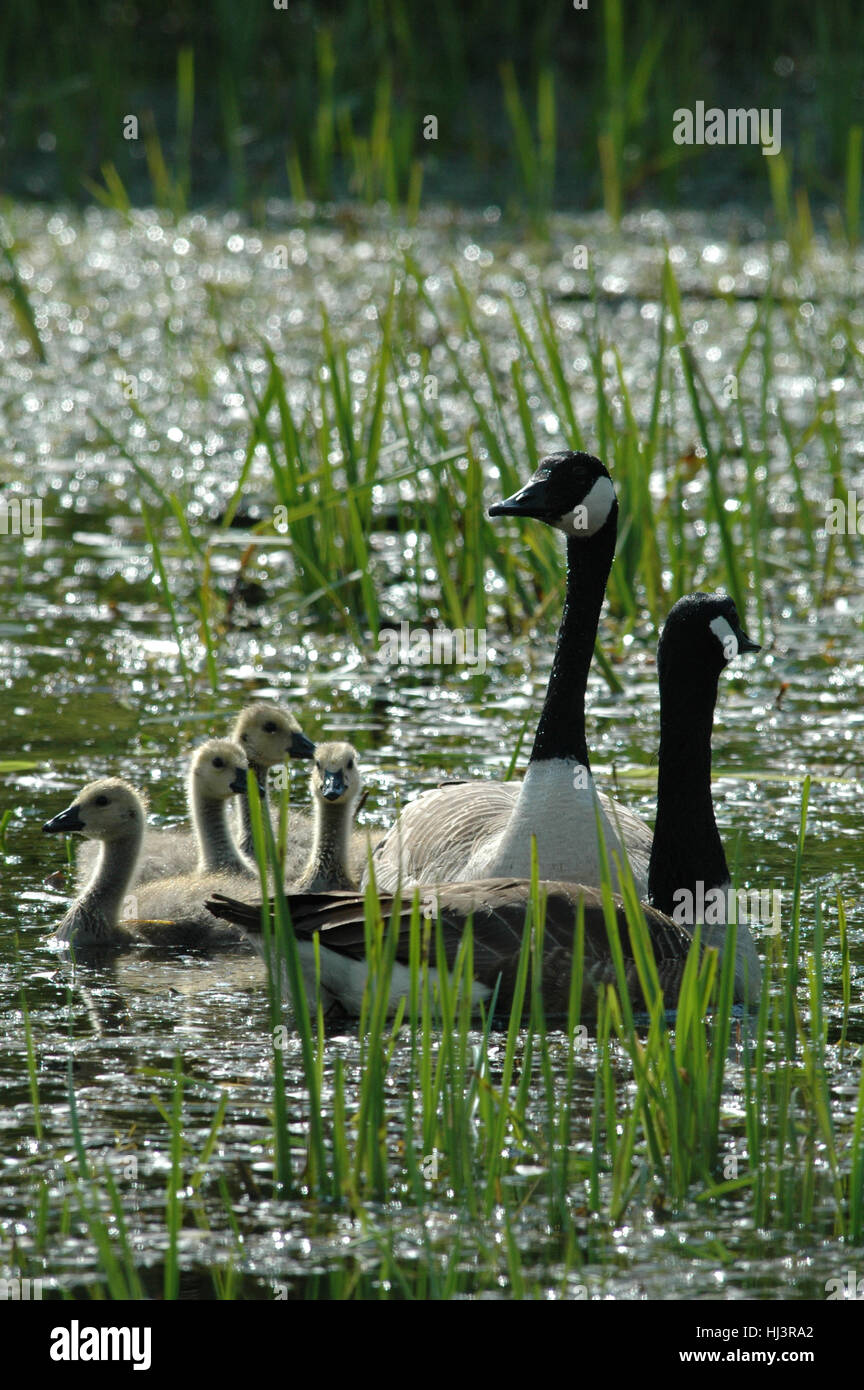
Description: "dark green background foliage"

(2, 0), (862, 211)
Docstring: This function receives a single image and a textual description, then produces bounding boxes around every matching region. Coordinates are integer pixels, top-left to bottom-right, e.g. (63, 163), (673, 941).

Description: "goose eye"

(95, 795), (109, 807)
(264, 721), (277, 734)
(346, 758), (354, 770)
(213, 756), (224, 769)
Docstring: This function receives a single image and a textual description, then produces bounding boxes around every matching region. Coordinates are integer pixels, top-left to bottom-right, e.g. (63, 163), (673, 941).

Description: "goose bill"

(488, 477), (555, 521)
(43, 805), (85, 834)
(322, 769), (346, 801)
(733, 624), (760, 654)
(290, 730), (316, 759)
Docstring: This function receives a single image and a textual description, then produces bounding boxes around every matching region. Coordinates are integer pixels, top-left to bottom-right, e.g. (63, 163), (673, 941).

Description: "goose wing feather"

(368, 784), (518, 889)
(367, 782), (652, 891)
(206, 877), (694, 1014)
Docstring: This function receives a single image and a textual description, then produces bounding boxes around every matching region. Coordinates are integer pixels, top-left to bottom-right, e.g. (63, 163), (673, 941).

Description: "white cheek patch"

(709, 614), (738, 660)
(553, 507), (586, 536)
(554, 475), (616, 537)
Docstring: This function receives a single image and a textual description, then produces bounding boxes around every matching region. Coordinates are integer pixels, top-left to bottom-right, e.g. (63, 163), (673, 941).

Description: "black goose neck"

(649, 658), (729, 916)
(529, 506), (617, 766)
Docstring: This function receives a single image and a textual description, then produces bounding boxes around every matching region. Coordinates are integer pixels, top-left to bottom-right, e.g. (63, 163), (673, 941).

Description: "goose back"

(207, 878), (698, 1019)
(369, 781), (652, 892)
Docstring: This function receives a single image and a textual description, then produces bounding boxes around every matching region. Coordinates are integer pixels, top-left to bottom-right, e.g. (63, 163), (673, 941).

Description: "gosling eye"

(346, 758), (354, 770)
(264, 721), (278, 734)
(95, 795), (109, 807)
(213, 756), (225, 770)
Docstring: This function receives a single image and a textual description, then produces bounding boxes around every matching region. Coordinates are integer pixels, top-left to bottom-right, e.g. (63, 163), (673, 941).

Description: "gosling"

(232, 701), (315, 858)
(291, 742), (364, 891)
(44, 777), (257, 951)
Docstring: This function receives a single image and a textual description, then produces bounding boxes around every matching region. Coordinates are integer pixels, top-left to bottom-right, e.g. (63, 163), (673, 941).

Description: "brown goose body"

(205, 877), (700, 1019)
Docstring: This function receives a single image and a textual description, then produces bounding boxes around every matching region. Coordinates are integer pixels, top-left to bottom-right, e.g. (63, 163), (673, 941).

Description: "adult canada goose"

(290, 741), (364, 891)
(44, 778), (255, 951)
(74, 704), (314, 888)
(368, 452), (653, 895)
(232, 701), (316, 859)
(208, 591), (764, 1014)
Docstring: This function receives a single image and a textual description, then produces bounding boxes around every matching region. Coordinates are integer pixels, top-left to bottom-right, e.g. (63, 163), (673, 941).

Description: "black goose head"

(658, 592), (760, 685)
(489, 452), (617, 540)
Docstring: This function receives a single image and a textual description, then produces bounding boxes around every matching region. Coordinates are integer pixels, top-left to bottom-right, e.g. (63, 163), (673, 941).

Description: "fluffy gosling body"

(45, 777), (254, 951)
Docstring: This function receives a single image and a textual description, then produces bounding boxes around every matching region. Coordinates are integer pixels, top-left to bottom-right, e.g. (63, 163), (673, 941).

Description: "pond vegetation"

(2, 4), (864, 1306)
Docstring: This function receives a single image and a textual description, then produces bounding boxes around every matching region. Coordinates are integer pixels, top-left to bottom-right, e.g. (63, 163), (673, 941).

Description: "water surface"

(2, 201), (863, 1298)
